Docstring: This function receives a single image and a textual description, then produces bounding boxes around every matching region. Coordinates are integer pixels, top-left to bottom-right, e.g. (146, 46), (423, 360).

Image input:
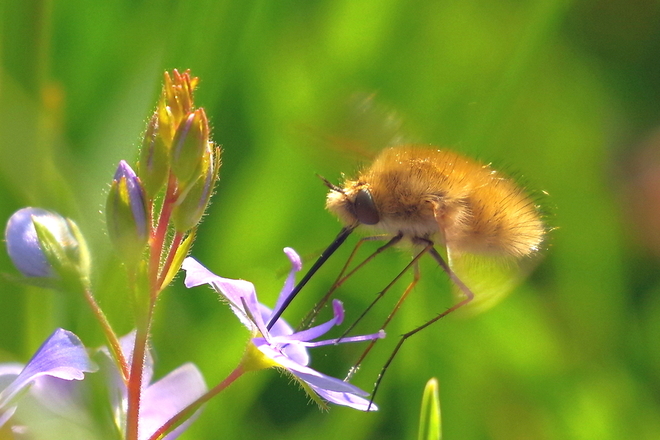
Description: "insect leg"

(300, 233), (402, 329)
(365, 243), (475, 409)
(344, 242), (432, 380)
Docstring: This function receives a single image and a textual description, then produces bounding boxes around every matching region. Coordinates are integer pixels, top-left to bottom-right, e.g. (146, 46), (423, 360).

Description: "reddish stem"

(148, 364), (245, 440)
(148, 172), (178, 296)
(126, 172), (178, 440)
(125, 307), (153, 440)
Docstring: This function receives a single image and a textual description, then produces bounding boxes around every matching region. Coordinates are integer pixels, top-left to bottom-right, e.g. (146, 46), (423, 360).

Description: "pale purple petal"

(259, 304), (292, 338)
(5, 208), (59, 278)
(272, 247), (302, 315)
(0, 364), (24, 427)
(277, 300), (344, 343)
(98, 332), (206, 439)
(257, 304), (309, 366)
(99, 331), (154, 390)
(8, 375), (100, 437)
(0, 329), (96, 409)
(99, 330), (154, 420)
(253, 340), (366, 395)
(310, 384), (378, 412)
(181, 257), (222, 289)
(139, 363), (207, 440)
(29, 375), (89, 422)
(114, 161), (148, 239)
(0, 406), (16, 427)
(283, 247), (302, 272)
(182, 257), (265, 332)
(183, 250), (380, 411)
(301, 329), (386, 348)
(0, 364), (23, 381)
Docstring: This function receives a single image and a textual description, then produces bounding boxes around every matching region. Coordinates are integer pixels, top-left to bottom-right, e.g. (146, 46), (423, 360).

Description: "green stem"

(83, 287), (129, 382)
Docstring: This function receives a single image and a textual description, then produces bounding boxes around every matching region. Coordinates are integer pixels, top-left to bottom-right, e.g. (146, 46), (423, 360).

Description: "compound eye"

(354, 188), (380, 225)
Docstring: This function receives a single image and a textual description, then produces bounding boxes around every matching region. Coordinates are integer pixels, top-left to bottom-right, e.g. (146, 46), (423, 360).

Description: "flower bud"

(106, 161), (149, 265)
(170, 108), (209, 188)
(171, 144), (220, 232)
(138, 112), (170, 198)
(161, 69), (198, 126)
(5, 208), (91, 283)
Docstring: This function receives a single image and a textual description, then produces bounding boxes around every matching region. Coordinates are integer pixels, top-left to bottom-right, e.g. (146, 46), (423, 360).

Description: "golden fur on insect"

(326, 145), (544, 259)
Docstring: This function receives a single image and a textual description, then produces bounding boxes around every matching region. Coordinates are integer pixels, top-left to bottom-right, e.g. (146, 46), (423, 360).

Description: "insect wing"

(446, 250), (528, 314)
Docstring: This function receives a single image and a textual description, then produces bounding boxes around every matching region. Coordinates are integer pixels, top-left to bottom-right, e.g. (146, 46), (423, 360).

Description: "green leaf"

(160, 230), (196, 290)
(418, 378), (441, 440)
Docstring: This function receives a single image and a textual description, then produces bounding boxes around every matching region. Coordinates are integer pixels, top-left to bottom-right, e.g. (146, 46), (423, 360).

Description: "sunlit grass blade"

(418, 378), (441, 440)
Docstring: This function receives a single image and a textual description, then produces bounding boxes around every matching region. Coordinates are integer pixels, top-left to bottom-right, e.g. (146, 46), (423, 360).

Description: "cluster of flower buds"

(106, 70), (220, 275)
(141, 70), (220, 222)
(1, 68), (387, 440)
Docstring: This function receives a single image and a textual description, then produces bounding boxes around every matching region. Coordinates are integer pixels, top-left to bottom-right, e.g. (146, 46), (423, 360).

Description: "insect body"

(326, 145), (544, 258)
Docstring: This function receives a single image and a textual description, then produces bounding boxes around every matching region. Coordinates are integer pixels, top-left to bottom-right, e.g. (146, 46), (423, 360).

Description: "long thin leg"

(366, 243), (474, 410)
(344, 250), (426, 380)
(333, 234), (401, 293)
(300, 233), (403, 329)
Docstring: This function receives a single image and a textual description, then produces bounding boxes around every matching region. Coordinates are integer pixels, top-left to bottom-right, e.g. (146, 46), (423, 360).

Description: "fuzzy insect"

(267, 144), (545, 408)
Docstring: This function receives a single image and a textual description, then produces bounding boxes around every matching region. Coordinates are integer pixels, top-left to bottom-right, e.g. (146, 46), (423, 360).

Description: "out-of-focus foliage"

(2, 0), (660, 439)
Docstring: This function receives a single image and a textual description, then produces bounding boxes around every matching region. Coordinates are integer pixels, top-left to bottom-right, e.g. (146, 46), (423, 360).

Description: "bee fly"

(267, 144), (545, 406)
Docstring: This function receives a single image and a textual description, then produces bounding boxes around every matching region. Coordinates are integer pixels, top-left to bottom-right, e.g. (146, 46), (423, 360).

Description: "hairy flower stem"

(148, 364), (245, 440)
(127, 173), (178, 440)
(125, 305), (154, 440)
(83, 288), (129, 382)
(149, 173), (178, 299)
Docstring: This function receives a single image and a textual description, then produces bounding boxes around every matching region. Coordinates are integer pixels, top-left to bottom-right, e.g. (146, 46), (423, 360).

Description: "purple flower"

(182, 247), (384, 411)
(4, 208), (91, 288)
(106, 161), (149, 264)
(112, 160), (148, 240)
(5, 208), (78, 279)
(100, 332), (207, 440)
(0, 328), (97, 428)
(5, 207), (55, 278)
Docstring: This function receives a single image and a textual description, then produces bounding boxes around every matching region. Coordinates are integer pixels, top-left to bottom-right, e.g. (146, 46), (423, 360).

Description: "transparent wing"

(294, 92), (418, 166)
(446, 249), (537, 314)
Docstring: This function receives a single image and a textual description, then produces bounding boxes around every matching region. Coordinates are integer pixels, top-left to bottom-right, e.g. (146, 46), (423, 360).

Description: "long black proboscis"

(266, 225), (355, 330)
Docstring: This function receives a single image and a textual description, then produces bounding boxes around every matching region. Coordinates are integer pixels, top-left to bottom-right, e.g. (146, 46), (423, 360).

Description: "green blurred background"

(2, 0), (660, 439)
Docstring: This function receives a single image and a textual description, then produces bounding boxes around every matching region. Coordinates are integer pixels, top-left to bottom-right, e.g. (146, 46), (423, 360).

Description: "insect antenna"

(364, 241), (475, 410)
